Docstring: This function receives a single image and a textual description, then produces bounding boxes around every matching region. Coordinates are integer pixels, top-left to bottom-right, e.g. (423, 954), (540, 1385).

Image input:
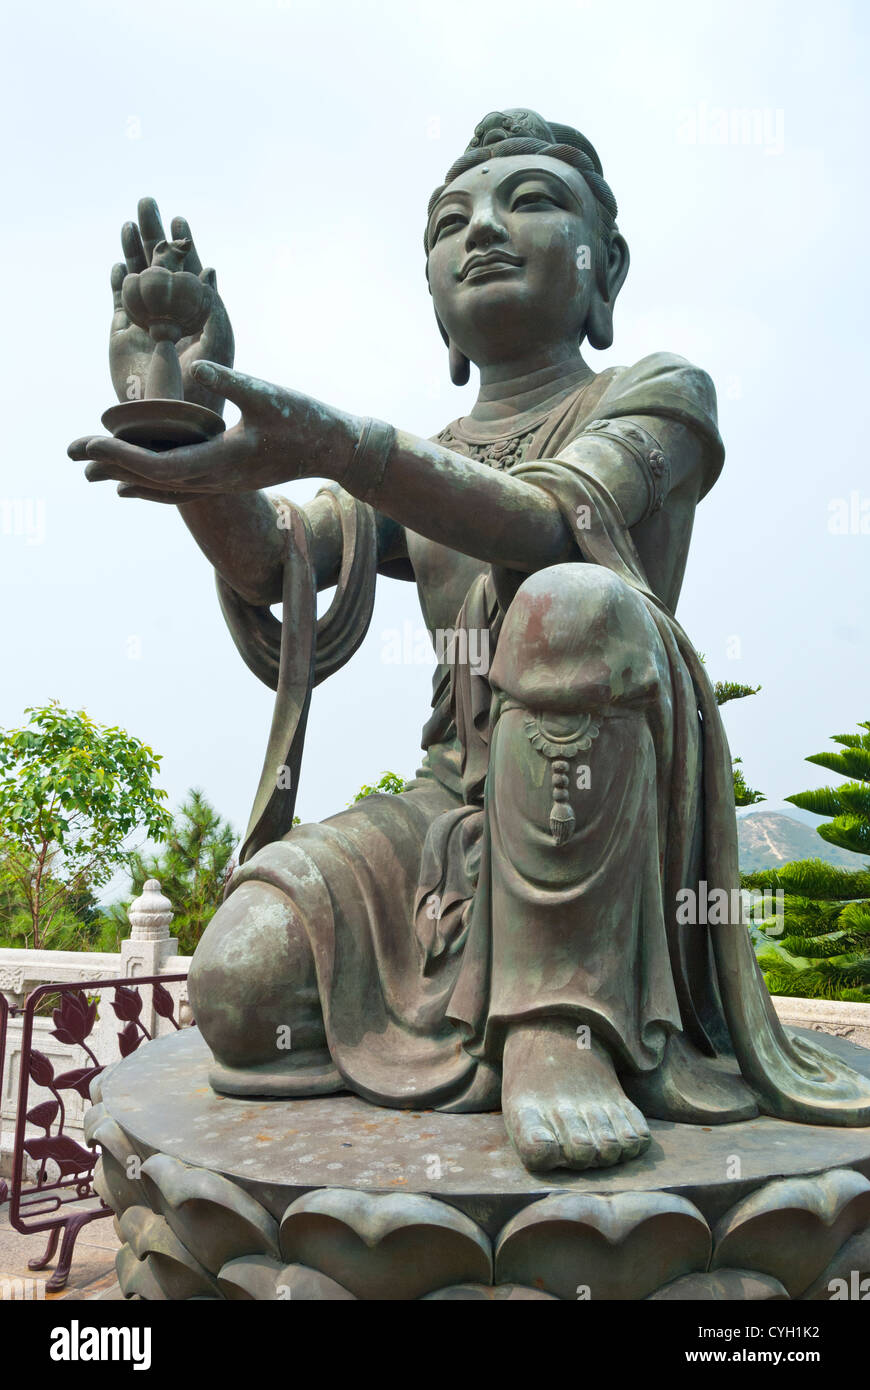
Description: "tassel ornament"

(523, 713), (599, 846)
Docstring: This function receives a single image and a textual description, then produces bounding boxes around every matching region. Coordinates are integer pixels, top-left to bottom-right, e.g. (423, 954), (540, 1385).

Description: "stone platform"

(84, 1027), (870, 1300)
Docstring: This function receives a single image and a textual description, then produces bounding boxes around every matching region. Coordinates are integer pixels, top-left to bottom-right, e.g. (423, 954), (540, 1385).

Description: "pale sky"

(1, 0), (867, 862)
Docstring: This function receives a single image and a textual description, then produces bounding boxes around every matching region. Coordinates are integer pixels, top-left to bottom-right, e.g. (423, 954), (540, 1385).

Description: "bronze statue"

(71, 109), (870, 1174)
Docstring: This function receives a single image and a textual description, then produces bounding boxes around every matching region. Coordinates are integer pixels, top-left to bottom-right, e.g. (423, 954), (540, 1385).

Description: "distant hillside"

(737, 812), (868, 873)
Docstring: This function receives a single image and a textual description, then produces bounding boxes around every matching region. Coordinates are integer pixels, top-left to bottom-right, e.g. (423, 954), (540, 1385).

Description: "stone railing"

(0, 881), (190, 1177)
(771, 996), (870, 1051)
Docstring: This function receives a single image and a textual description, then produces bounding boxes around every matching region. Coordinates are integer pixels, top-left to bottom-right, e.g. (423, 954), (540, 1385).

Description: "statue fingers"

(85, 457), (144, 485)
(191, 360), (276, 416)
(196, 280), (235, 364)
(137, 196), (167, 264)
(111, 262), (126, 312)
(68, 436), (96, 462)
(116, 482), (214, 504)
(81, 432), (239, 490)
(86, 457), (209, 493)
(121, 220), (147, 275)
(81, 436), (177, 486)
(110, 262), (131, 333)
(69, 435), (153, 485)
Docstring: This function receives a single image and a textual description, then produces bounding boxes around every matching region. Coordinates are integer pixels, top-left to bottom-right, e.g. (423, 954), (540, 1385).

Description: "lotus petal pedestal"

(84, 1027), (870, 1301)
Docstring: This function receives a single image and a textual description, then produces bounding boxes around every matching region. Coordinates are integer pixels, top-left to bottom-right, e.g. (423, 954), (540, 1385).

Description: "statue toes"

(552, 1104), (597, 1169)
(583, 1104), (624, 1167)
(508, 1104), (562, 1172)
(609, 1102), (652, 1161)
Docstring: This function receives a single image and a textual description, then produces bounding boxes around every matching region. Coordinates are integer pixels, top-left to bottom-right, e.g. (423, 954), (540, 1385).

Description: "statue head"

(425, 109), (629, 381)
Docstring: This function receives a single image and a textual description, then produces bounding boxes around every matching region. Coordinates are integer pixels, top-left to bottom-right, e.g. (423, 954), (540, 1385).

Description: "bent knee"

(490, 563), (667, 711)
(188, 879), (320, 1067)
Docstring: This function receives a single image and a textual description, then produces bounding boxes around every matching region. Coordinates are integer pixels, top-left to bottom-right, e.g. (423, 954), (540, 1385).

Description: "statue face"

(426, 154), (606, 366)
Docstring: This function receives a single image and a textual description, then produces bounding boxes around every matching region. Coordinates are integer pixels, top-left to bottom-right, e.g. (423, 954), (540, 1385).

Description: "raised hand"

(109, 198), (234, 415)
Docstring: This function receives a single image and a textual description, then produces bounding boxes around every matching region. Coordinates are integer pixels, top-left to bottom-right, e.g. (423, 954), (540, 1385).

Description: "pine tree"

(708, 668), (765, 807)
(786, 721), (870, 856)
(743, 722), (870, 1002)
(104, 789), (238, 956)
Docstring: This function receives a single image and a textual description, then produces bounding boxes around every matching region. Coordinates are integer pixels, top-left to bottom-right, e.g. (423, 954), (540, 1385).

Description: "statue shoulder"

(594, 352), (719, 422)
(587, 351), (724, 497)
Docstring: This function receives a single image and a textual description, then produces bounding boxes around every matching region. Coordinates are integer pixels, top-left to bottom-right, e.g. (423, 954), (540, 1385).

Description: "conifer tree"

(743, 722), (870, 1002)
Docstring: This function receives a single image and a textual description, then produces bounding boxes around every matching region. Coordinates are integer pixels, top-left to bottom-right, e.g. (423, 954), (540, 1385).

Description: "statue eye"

(511, 191), (560, 211)
(432, 213), (467, 242)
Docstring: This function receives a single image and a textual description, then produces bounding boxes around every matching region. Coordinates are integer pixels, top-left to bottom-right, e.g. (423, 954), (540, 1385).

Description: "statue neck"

(471, 349), (593, 424)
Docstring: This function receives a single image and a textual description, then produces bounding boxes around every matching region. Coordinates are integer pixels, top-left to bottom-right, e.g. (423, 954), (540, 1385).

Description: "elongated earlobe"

(449, 340), (470, 385)
(586, 230), (629, 351)
(585, 298), (614, 351)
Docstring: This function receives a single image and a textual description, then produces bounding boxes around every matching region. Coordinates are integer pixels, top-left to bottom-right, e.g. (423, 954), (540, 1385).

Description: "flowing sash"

(216, 485), (378, 860)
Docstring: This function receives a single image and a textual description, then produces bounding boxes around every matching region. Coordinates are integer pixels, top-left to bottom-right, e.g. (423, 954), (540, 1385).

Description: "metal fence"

(0, 975), (188, 1291)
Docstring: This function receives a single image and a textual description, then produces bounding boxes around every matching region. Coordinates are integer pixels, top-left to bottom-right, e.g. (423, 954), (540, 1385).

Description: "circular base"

(86, 1027), (870, 1301)
(101, 399), (225, 451)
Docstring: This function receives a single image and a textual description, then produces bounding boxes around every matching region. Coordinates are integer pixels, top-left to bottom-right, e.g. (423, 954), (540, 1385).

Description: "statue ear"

(586, 232), (630, 351)
(434, 308), (471, 386)
(449, 341), (470, 386)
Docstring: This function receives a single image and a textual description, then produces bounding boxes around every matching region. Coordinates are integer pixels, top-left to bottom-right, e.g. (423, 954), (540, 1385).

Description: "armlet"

(583, 418), (670, 520)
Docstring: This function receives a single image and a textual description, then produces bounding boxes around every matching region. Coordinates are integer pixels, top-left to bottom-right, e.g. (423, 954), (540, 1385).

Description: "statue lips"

(460, 251), (524, 282)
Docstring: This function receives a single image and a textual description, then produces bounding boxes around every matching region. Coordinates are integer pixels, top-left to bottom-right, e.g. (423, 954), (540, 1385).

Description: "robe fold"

(219, 354), (870, 1124)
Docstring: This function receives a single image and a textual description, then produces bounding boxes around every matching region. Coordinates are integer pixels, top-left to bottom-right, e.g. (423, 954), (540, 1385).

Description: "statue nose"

(465, 213), (509, 252)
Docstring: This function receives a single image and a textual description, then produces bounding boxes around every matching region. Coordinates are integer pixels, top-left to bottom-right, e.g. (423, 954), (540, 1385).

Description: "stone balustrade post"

(92, 881), (180, 1055)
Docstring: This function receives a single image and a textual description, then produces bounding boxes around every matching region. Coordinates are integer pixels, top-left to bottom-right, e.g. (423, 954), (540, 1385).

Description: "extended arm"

(75, 363), (703, 575)
(357, 412), (700, 570)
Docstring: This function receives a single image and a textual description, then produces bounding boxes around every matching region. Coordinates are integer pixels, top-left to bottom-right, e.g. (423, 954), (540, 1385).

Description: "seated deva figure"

(74, 109), (870, 1172)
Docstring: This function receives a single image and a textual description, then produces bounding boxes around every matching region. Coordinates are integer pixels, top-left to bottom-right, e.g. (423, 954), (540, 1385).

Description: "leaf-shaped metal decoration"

(118, 1021), (142, 1057)
(112, 985), (142, 1023)
(152, 982), (176, 1020)
(26, 1099), (59, 1132)
(54, 1065), (104, 1099)
(28, 1050), (55, 1089)
(51, 989), (98, 1046)
(23, 1135), (96, 1177)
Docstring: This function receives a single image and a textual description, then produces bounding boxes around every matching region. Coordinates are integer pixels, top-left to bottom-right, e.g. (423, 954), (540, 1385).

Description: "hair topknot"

(424, 109), (618, 255)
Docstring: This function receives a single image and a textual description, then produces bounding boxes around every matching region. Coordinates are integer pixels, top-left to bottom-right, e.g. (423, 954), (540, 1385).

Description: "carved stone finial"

(128, 879), (174, 942)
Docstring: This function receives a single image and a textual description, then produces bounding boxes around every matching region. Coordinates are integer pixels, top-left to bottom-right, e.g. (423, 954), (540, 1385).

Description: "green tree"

(0, 855), (109, 951)
(785, 721), (870, 856)
(0, 856), (78, 950)
(743, 721), (870, 1002)
(105, 789), (238, 956)
(707, 665), (765, 807)
(0, 703), (171, 949)
(731, 756), (764, 808)
(351, 771), (407, 803)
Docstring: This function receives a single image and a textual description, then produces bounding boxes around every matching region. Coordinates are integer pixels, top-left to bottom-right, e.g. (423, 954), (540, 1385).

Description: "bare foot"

(502, 1019), (650, 1173)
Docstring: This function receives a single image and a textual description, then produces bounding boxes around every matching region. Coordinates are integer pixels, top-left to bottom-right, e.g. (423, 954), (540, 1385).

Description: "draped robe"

(211, 353), (870, 1125)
